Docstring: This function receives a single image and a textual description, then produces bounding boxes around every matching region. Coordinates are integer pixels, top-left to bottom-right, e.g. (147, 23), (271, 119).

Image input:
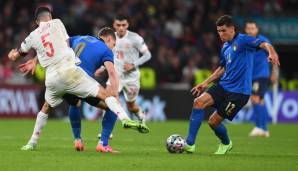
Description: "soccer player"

(97, 14), (151, 138)
(183, 15), (279, 154)
(111, 14), (151, 124)
(245, 21), (278, 137)
(8, 7), (145, 151)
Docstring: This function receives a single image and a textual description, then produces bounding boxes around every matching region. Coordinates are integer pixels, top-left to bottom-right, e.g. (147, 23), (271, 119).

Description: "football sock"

(68, 106), (81, 140)
(105, 96), (130, 120)
(212, 123), (230, 145)
(186, 108), (204, 145)
(253, 104), (262, 129)
(260, 104), (268, 131)
(100, 109), (117, 146)
(28, 111), (48, 145)
(135, 108), (145, 122)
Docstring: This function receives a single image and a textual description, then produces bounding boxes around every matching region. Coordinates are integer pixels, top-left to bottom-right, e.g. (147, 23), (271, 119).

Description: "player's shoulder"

(127, 30), (143, 39)
(51, 18), (63, 24)
(257, 34), (271, 43)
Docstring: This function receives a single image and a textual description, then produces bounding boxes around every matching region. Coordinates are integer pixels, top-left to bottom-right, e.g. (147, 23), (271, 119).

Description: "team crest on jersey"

(232, 44), (237, 51)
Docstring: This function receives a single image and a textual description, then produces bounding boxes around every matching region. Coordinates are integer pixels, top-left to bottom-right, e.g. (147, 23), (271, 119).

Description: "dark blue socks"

(186, 108), (204, 145)
(254, 104), (268, 131)
(212, 123), (230, 145)
(100, 109), (117, 146)
(68, 106), (81, 140)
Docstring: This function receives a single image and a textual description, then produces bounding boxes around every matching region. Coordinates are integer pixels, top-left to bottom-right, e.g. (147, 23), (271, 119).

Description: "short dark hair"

(216, 15), (235, 27)
(98, 27), (116, 40)
(35, 6), (52, 20)
(114, 14), (129, 22)
(245, 20), (258, 27)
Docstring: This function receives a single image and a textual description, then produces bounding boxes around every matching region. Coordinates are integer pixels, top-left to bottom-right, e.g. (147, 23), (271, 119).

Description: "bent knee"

(193, 98), (207, 109)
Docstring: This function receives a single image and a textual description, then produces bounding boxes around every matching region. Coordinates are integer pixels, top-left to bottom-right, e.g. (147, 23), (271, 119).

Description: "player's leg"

(249, 79), (269, 137)
(211, 92), (249, 154)
(208, 112), (232, 154)
(123, 81), (146, 124)
(21, 102), (50, 150)
(97, 86), (149, 133)
(96, 109), (118, 153)
(184, 92), (214, 153)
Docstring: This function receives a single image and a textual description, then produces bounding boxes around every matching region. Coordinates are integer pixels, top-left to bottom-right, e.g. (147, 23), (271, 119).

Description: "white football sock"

(136, 108), (145, 122)
(28, 111), (48, 145)
(104, 96), (130, 121)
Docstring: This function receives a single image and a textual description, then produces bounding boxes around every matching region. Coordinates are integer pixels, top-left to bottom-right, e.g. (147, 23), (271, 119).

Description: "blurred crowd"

(1, 0), (297, 86)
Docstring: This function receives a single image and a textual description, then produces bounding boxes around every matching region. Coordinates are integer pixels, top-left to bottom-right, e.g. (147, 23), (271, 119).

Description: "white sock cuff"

(37, 111), (48, 119)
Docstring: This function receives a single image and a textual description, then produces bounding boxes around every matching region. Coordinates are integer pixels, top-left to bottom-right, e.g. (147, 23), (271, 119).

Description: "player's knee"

(193, 98), (206, 109)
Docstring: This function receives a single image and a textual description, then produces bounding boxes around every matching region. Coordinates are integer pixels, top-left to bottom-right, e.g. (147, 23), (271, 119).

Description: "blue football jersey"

(252, 34), (271, 80)
(69, 35), (114, 78)
(219, 33), (265, 95)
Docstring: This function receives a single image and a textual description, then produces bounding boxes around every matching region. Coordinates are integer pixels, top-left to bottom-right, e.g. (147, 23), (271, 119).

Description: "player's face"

(113, 20), (129, 37)
(217, 25), (235, 42)
(245, 23), (258, 37)
(106, 36), (116, 49)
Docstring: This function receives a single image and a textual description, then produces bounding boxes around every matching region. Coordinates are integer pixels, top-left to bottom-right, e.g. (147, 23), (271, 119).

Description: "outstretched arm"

(191, 66), (225, 96)
(259, 42), (280, 66)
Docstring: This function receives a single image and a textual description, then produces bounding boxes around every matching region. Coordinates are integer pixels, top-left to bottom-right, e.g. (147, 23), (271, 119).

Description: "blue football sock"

(186, 108), (204, 145)
(212, 123), (230, 145)
(68, 106), (81, 140)
(100, 109), (117, 146)
(253, 104), (262, 129)
(260, 104), (268, 131)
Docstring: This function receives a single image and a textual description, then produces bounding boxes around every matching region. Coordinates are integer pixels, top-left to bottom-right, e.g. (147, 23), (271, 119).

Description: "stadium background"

(0, 0), (298, 123)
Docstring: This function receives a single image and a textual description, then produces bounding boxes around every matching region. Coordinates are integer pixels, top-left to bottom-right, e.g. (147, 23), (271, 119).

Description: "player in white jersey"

(8, 7), (147, 151)
(112, 14), (151, 124)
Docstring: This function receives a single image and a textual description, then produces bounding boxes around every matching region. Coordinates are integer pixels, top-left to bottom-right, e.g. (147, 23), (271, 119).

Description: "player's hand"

(123, 63), (135, 72)
(191, 82), (208, 96)
(8, 49), (19, 61)
(18, 59), (37, 75)
(268, 53), (280, 66)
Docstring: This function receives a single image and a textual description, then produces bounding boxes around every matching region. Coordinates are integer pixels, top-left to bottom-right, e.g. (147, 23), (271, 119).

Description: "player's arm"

(18, 56), (38, 75)
(124, 35), (151, 72)
(271, 63), (279, 84)
(104, 61), (119, 96)
(94, 66), (106, 77)
(191, 66), (225, 96)
(259, 42), (280, 66)
(8, 34), (32, 61)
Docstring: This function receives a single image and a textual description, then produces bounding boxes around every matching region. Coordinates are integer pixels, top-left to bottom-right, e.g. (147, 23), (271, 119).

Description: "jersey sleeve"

(20, 34), (33, 53)
(241, 34), (265, 49)
(259, 35), (271, 45)
(219, 49), (226, 67)
(134, 34), (148, 53)
(54, 19), (69, 40)
(101, 48), (114, 64)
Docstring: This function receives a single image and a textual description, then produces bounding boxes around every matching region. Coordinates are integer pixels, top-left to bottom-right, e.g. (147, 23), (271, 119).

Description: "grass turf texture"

(0, 120), (297, 171)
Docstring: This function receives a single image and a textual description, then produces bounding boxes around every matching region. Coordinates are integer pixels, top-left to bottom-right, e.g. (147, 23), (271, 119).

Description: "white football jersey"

(113, 30), (148, 76)
(20, 19), (75, 68)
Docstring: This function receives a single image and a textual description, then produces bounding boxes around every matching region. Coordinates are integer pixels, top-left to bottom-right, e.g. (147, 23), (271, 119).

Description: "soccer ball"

(166, 134), (186, 153)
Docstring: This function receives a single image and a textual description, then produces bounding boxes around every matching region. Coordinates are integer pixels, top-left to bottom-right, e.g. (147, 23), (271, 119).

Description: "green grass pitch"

(0, 120), (297, 171)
